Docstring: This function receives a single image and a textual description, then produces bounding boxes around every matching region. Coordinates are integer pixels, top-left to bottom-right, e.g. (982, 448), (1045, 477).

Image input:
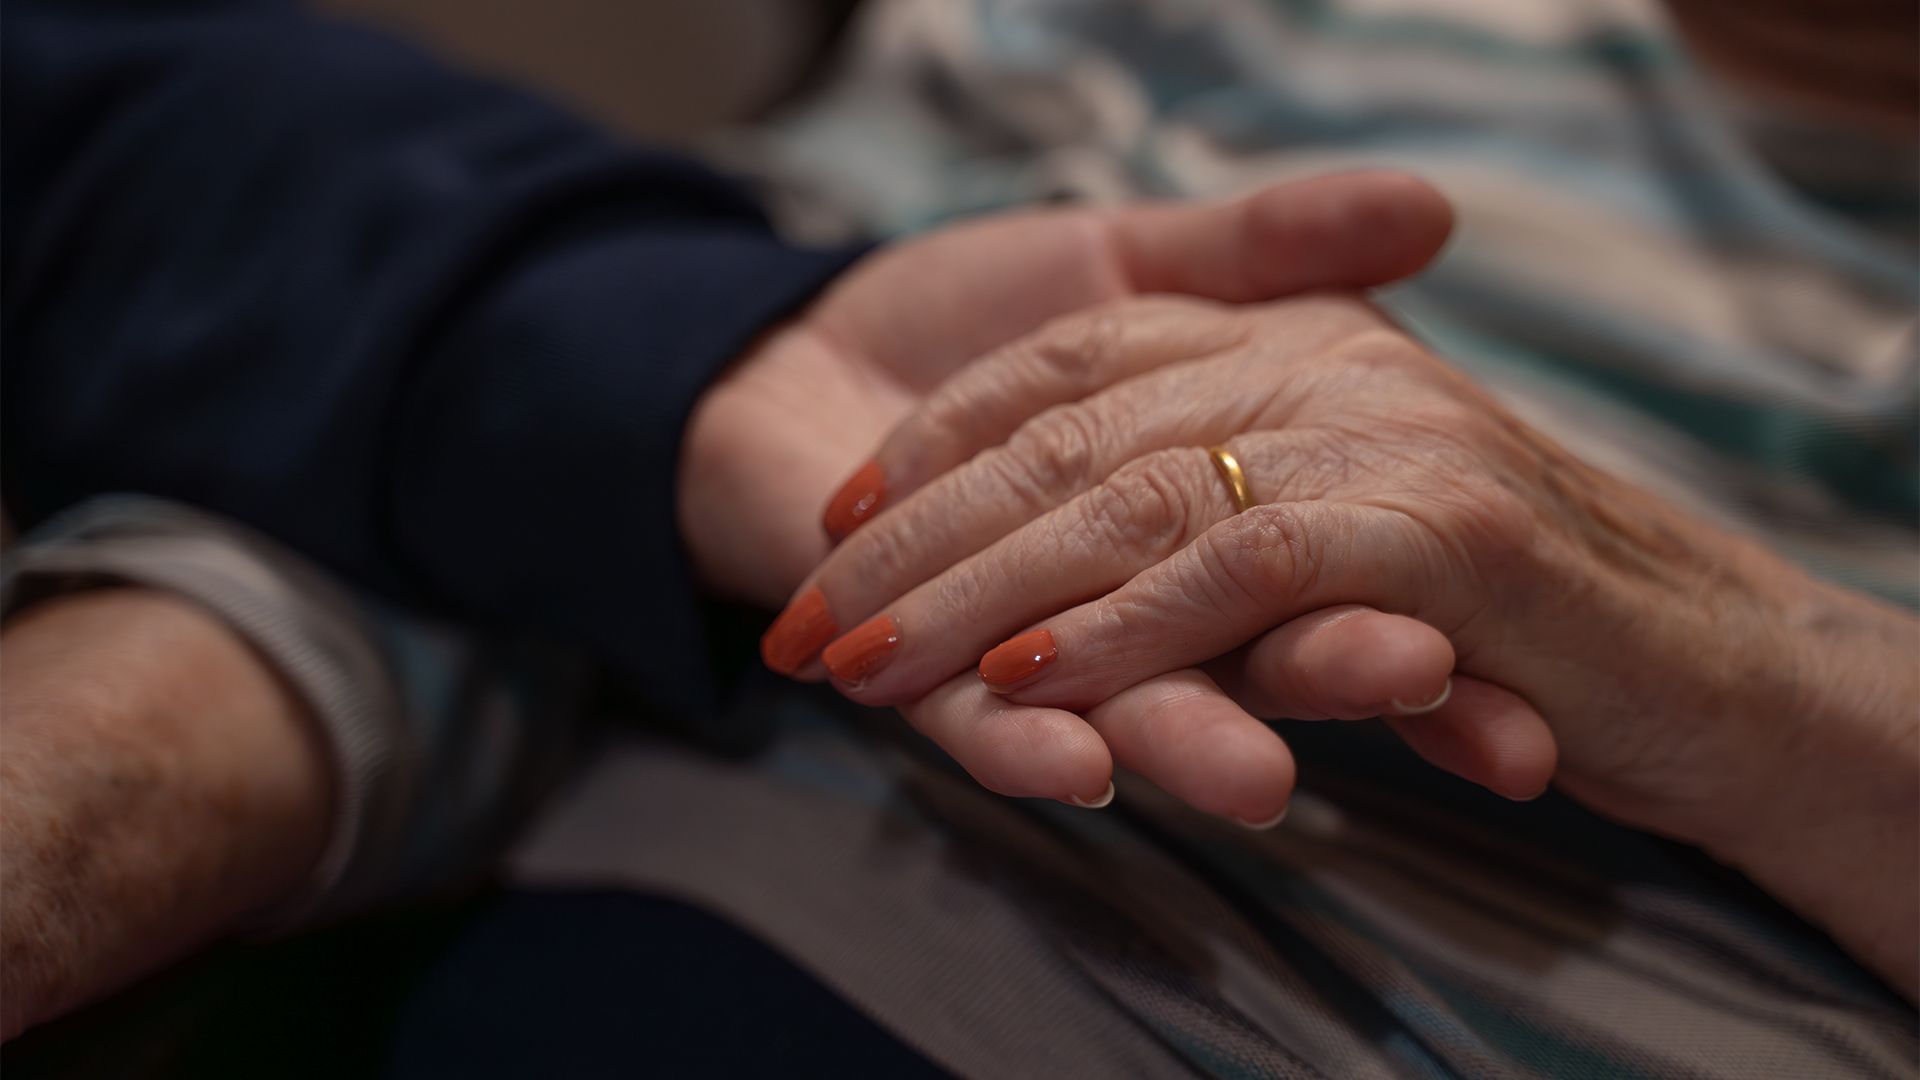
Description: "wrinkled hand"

(761, 293), (1919, 997)
(678, 172), (1454, 609)
(764, 293), (1556, 820)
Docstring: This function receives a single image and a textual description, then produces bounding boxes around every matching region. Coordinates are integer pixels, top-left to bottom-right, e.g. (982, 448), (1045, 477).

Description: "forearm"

(1706, 579), (1920, 998)
(0, 589), (330, 1038)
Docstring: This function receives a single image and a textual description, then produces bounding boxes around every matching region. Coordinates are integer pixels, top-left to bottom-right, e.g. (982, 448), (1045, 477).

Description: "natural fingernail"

(823, 461), (887, 542)
(1389, 678), (1452, 717)
(822, 614), (901, 685)
(761, 588), (838, 675)
(979, 628), (1058, 691)
(1236, 806), (1289, 831)
(1067, 781), (1115, 810)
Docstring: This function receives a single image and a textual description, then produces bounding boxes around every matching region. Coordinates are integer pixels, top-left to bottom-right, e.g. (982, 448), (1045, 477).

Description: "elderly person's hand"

(767, 293), (1920, 995)
(680, 172), (1453, 608)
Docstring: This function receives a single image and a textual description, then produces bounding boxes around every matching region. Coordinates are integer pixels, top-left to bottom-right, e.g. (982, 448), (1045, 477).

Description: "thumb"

(1107, 170), (1455, 302)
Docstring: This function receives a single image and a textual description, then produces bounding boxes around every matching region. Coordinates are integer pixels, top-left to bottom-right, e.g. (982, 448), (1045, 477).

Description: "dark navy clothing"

(2, 0), (861, 716)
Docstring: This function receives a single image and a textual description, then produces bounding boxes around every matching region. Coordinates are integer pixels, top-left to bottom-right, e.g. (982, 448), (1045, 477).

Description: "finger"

(773, 304), (1375, 681)
(817, 169), (1452, 541)
(817, 295), (1375, 544)
(896, 672), (1115, 807)
(1110, 170), (1456, 303)
(980, 500), (1441, 711)
(1082, 668), (1295, 827)
(1213, 605), (1455, 721)
(1384, 677), (1557, 800)
(811, 438), (1303, 703)
(822, 296), (1258, 540)
(815, 437), (1441, 709)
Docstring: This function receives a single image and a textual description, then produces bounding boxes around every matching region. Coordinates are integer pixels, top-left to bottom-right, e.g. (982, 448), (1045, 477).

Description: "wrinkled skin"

(770, 293), (1920, 997)
(678, 172), (1454, 608)
(684, 171), (1463, 826)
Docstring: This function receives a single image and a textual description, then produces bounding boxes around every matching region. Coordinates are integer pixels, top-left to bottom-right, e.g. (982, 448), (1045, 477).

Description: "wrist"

(676, 320), (866, 609)
(1707, 577), (1918, 846)
(0, 589), (330, 1036)
(1548, 495), (1919, 995)
(1700, 578), (1919, 996)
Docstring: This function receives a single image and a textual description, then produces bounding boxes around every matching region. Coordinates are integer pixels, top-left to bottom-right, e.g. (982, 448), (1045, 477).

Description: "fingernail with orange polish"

(822, 614), (901, 685)
(823, 461), (886, 542)
(761, 588), (837, 676)
(979, 629), (1057, 692)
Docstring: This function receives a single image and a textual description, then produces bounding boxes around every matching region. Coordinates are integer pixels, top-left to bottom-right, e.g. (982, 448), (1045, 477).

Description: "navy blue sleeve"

(2, 0), (863, 715)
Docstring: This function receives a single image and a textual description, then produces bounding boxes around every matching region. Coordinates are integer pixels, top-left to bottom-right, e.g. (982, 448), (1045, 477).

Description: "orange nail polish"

(978, 629), (1057, 691)
(823, 461), (886, 542)
(761, 588), (837, 675)
(822, 614), (900, 685)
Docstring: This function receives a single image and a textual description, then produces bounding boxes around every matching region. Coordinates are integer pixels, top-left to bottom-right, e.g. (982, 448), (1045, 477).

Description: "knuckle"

(999, 402), (1104, 504)
(928, 556), (1002, 626)
(913, 381), (989, 454)
(1030, 304), (1129, 389)
(1025, 295), (1228, 387)
(1196, 503), (1325, 609)
(1324, 326), (1430, 376)
(836, 504), (921, 590)
(1378, 467), (1537, 601)
(1369, 411), (1544, 574)
(1080, 450), (1197, 559)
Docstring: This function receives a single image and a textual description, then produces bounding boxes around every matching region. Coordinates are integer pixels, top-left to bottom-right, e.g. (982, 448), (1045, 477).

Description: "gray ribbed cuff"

(1, 496), (416, 929)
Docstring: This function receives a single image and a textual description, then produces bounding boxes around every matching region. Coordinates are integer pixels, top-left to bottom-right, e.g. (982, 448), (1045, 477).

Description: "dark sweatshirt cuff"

(389, 224), (864, 718)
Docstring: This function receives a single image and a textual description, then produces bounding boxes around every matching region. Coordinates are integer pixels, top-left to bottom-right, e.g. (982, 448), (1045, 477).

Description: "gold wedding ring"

(1206, 446), (1257, 513)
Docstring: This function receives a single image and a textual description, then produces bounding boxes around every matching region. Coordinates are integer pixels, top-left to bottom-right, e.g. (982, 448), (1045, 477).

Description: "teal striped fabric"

(723, 0), (1919, 604)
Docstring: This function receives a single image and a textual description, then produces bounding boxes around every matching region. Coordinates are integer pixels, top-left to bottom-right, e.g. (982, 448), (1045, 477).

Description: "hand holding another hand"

(687, 169), (1914, 994)
(764, 280), (1918, 994)
(678, 171), (1455, 608)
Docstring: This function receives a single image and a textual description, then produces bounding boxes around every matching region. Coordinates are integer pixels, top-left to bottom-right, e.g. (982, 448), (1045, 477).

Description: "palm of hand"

(681, 210), (1149, 607)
